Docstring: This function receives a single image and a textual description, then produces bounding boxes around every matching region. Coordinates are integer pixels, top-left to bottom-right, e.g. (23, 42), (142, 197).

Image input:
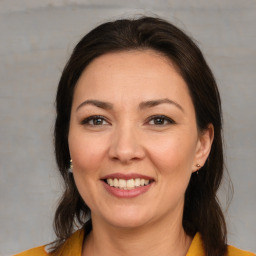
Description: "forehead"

(79, 49), (179, 83)
(73, 50), (193, 110)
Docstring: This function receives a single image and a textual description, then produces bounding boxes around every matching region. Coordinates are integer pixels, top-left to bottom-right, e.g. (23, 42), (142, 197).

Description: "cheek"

(148, 134), (197, 206)
(147, 133), (196, 176)
(68, 132), (110, 181)
(68, 133), (109, 209)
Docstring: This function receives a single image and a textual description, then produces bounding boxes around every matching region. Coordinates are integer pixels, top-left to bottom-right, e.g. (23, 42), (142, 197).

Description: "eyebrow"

(76, 99), (113, 112)
(76, 98), (184, 112)
(139, 98), (184, 112)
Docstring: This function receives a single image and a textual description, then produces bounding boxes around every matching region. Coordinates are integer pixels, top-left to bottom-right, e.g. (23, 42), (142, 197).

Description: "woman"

(15, 17), (255, 256)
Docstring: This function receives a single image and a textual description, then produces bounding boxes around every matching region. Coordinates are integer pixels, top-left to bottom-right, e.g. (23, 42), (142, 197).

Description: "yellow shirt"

(14, 229), (255, 256)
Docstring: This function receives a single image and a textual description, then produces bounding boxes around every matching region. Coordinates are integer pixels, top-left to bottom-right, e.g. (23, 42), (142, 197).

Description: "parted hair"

(52, 16), (227, 256)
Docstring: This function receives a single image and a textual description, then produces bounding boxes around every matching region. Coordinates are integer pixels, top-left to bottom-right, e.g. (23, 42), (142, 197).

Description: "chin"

(109, 218), (149, 229)
(100, 208), (152, 229)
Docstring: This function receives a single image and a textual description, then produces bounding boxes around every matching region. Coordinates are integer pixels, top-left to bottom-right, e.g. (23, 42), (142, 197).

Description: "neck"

(82, 213), (192, 256)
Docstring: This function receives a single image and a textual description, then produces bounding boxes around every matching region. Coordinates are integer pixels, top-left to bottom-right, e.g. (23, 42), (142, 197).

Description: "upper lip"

(101, 173), (154, 181)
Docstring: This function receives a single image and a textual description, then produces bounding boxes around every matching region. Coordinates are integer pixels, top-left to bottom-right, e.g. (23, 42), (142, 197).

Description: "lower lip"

(102, 181), (153, 198)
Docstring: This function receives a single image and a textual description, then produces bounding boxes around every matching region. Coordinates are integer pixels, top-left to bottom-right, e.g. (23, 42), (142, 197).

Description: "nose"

(108, 123), (145, 164)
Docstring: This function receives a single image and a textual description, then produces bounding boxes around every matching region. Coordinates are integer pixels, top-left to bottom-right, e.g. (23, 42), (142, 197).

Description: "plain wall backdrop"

(0, 0), (255, 255)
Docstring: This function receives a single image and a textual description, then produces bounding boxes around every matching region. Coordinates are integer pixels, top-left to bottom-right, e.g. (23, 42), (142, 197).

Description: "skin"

(68, 50), (214, 256)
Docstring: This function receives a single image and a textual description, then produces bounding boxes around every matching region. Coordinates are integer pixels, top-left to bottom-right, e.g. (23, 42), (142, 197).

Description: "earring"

(196, 164), (201, 175)
(68, 159), (73, 173)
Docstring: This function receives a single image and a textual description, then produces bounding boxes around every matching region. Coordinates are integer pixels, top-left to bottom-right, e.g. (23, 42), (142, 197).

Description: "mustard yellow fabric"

(14, 229), (255, 256)
(186, 233), (255, 256)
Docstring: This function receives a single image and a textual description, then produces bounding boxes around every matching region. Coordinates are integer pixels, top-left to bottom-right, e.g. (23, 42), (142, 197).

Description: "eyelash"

(81, 115), (175, 126)
(81, 115), (108, 126)
(146, 115), (175, 126)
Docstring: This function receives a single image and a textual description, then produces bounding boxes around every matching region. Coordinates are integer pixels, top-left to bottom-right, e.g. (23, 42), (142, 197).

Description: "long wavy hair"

(52, 16), (227, 256)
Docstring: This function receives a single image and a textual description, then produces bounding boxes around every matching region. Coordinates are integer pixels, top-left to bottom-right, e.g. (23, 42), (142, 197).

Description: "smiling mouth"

(103, 178), (153, 190)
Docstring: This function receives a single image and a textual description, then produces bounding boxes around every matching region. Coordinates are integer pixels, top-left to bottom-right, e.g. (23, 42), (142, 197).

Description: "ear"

(192, 124), (214, 173)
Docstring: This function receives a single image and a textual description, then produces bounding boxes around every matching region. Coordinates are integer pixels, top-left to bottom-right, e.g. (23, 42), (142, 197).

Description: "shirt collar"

(57, 229), (204, 256)
(186, 233), (205, 256)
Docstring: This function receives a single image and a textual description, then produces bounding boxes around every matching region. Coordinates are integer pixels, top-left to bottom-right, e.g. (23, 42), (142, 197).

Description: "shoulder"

(187, 233), (255, 256)
(13, 229), (85, 256)
(13, 245), (48, 256)
(227, 245), (256, 256)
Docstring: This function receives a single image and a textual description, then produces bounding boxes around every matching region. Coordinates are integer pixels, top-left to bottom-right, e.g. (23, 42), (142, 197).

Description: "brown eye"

(152, 117), (166, 125)
(91, 118), (105, 125)
(81, 115), (108, 126)
(148, 115), (175, 126)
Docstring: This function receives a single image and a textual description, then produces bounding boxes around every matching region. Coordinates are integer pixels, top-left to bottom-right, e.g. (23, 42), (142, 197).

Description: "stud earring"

(68, 159), (73, 173)
(196, 164), (201, 175)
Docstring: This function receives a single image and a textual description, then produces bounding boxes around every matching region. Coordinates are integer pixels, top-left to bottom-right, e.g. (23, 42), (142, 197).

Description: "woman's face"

(68, 50), (212, 229)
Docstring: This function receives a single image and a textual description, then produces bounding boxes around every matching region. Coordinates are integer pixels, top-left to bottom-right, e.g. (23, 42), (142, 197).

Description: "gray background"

(0, 0), (255, 255)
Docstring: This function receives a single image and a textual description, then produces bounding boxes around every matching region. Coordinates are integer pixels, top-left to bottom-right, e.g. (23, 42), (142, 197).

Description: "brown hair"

(52, 16), (227, 256)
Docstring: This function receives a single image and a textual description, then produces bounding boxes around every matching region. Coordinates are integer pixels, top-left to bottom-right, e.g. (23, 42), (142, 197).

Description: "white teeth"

(114, 178), (119, 188)
(107, 178), (114, 186)
(119, 179), (126, 188)
(127, 179), (135, 188)
(135, 178), (140, 187)
(106, 178), (151, 189)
